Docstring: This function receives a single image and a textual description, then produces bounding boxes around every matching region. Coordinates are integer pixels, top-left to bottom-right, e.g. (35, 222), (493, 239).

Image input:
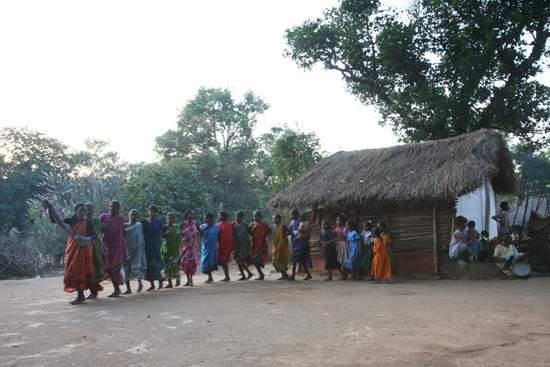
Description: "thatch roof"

(268, 130), (517, 210)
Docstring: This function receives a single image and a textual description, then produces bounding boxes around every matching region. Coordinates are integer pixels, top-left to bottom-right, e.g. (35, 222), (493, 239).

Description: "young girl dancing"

(371, 227), (393, 284)
(288, 213), (313, 281)
(361, 221), (374, 279)
(345, 219), (363, 280)
(317, 219), (341, 281)
(377, 221), (395, 269)
(334, 215), (349, 280)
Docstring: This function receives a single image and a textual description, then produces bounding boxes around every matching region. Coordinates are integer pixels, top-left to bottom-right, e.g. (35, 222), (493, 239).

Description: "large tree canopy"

(271, 127), (323, 192)
(285, 0), (550, 148)
(116, 158), (213, 220)
(155, 87), (270, 212)
(0, 127), (86, 232)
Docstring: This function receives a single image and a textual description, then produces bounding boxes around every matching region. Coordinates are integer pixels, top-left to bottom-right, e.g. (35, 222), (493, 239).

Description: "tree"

(116, 158), (213, 220)
(512, 144), (550, 198)
(25, 138), (134, 265)
(271, 126), (323, 192)
(285, 0), (550, 149)
(0, 127), (86, 232)
(155, 87), (271, 212)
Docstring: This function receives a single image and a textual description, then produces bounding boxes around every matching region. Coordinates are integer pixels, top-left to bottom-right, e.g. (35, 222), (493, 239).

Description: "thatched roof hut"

(268, 130), (517, 274)
(268, 130), (517, 210)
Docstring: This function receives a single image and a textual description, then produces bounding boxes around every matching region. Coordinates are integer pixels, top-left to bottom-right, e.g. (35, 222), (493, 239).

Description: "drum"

(511, 262), (531, 277)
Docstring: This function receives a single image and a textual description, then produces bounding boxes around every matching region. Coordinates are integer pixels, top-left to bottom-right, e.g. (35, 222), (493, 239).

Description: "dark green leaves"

(285, 0), (550, 149)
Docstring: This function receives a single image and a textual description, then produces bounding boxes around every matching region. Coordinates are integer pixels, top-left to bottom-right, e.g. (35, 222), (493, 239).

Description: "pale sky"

(0, 0), (424, 163)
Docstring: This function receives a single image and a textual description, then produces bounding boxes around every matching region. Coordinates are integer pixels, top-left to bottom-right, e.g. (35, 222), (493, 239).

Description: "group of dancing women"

(44, 199), (394, 305)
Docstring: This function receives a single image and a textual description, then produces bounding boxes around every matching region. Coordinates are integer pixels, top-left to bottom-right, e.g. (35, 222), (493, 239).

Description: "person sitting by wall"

(449, 216), (485, 268)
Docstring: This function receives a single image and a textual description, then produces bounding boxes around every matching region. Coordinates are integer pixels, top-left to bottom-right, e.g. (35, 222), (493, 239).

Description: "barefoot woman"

(232, 211), (254, 280)
(198, 213), (218, 283)
(99, 200), (127, 297)
(249, 211), (269, 280)
(161, 213), (184, 288)
(85, 204), (107, 299)
(217, 211), (235, 282)
(270, 213), (292, 280)
(123, 209), (147, 293)
(180, 209), (199, 286)
(142, 204), (165, 290)
(46, 202), (98, 305)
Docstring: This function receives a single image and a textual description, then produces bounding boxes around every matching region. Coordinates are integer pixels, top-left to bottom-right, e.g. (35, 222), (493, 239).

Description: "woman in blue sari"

(141, 204), (165, 291)
(198, 212), (218, 283)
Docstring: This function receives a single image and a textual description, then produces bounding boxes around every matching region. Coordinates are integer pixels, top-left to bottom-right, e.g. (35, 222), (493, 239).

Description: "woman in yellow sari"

(270, 213), (292, 280)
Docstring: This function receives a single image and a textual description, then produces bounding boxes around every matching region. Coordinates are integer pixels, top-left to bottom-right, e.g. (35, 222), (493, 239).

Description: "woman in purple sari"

(99, 200), (127, 297)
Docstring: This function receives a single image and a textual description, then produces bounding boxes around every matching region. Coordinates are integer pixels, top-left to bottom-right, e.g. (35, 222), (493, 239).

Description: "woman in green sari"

(85, 204), (107, 299)
(161, 212), (184, 288)
(232, 211), (254, 281)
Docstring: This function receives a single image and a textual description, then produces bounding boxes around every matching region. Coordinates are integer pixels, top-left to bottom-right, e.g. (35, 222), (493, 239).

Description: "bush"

(0, 232), (44, 279)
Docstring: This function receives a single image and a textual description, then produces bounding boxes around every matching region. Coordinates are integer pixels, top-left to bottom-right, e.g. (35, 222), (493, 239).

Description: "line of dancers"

(44, 200), (393, 305)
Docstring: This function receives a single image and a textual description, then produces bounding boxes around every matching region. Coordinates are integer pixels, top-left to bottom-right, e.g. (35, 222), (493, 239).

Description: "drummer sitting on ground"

(493, 233), (526, 276)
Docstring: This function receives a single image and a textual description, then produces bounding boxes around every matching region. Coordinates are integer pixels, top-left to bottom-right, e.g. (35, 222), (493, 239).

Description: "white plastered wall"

(456, 179), (498, 237)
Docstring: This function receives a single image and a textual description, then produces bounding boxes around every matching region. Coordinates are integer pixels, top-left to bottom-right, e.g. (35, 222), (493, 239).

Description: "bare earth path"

(1, 268), (549, 367)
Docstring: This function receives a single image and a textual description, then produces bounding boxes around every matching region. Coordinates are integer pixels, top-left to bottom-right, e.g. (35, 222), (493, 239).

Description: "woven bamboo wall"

(306, 201), (456, 255)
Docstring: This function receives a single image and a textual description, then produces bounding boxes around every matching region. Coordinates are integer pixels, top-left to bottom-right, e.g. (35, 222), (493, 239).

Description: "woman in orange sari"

(46, 202), (98, 305)
(371, 227), (393, 284)
(249, 210), (269, 280)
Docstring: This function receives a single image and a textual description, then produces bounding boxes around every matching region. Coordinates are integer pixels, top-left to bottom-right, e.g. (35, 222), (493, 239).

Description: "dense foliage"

(0, 89), (323, 274)
(0, 127), (87, 232)
(271, 128), (323, 191)
(285, 0), (550, 149)
(512, 144), (550, 198)
(117, 158), (213, 220)
(155, 87), (322, 213)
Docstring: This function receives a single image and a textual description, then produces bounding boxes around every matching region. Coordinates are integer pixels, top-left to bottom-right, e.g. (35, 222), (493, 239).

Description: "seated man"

(493, 233), (526, 276)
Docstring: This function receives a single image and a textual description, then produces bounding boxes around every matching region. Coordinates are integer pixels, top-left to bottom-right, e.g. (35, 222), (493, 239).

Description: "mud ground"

(1, 266), (549, 367)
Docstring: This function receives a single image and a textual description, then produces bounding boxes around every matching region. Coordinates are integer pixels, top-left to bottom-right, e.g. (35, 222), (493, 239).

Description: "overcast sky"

(0, 0), (470, 164)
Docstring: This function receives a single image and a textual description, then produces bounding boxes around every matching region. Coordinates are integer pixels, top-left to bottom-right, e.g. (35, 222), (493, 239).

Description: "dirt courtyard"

(1, 267), (549, 367)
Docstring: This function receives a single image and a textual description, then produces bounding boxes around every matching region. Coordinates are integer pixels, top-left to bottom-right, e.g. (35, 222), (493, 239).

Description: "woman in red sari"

(249, 210), (269, 280)
(46, 202), (98, 305)
(217, 211), (235, 282)
(99, 200), (127, 297)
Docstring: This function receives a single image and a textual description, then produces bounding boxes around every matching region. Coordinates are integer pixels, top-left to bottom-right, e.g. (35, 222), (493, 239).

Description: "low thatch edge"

(267, 130), (517, 210)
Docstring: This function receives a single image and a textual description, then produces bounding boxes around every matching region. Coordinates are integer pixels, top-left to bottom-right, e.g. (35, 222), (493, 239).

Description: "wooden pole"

(433, 204), (439, 274)
(484, 179), (492, 233)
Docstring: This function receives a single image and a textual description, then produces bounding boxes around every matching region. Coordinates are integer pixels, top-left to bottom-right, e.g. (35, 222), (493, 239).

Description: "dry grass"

(268, 130), (517, 210)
